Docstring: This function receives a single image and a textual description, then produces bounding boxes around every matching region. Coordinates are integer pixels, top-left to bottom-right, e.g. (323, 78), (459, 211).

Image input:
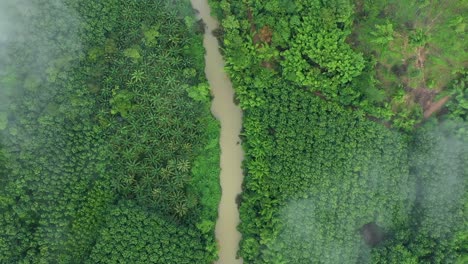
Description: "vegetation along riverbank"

(0, 0), (466, 263)
(209, 0), (467, 263)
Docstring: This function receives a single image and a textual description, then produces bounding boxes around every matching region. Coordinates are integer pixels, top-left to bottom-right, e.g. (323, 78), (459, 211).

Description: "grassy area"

(351, 0), (468, 123)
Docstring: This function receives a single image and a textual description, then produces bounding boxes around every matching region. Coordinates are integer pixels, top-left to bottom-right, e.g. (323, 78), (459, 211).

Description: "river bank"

(190, 0), (245, 263)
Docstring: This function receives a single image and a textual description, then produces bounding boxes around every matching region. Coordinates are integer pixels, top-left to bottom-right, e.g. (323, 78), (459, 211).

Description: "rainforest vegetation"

(209, 0), (467, 263)
(0, 0), (467, 263)
(0, 0), (220, 263)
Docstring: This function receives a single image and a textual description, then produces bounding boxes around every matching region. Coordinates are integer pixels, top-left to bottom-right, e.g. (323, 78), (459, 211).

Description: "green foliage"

(449, 15), (466, 34)
(109, 88), (134, 118)
(87, 200), (212, 263)
(191, 117), (221, 222)
(447, 72), (468, 121)
(373, 120), (468, 263)
(123, 46), (141, 61)
(0, 112), (7, 130)
(211, 0), (467, 263)
(189, 114), (221, 258)
(0, 0), (219, 263)
(186, 82), (211, 102)
(352, 0), (468, 129)
(370, 22), (394, 46)
(409, 29), (428, 47)
(142, 24), (160, 47)
(237, 85), (413, 263)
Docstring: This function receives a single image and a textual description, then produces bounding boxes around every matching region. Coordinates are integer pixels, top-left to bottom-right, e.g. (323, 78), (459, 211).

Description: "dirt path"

(424, 95), (450, 118)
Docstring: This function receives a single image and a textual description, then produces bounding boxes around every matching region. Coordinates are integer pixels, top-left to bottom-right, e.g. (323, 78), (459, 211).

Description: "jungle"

(0, 0), (466, 263)
(0, 0), (220, 263)
(208, 0), (467, 263)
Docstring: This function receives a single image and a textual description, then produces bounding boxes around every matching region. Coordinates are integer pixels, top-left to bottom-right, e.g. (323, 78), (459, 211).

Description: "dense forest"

(209, 0), (467, 263)
(0, 0), (220, 263)
(0, 0), (466, 263)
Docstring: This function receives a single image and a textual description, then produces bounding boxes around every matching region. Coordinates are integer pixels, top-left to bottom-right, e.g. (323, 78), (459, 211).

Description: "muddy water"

(190, 0), (244, 263)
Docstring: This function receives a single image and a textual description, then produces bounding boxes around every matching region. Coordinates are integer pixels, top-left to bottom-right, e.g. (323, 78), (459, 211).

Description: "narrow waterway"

(190, 0), (244, 263)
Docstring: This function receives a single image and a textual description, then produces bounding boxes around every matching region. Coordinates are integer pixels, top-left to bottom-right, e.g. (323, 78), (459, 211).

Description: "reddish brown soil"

(423, 95), (450, 119)
(246, 8), (260, 44)
(258, 26), (273, 44)
(411, 87), (451, 119)
(247, 6), (277, 70)
(412, 87), (437, 110)
(261, 60), (275, 69)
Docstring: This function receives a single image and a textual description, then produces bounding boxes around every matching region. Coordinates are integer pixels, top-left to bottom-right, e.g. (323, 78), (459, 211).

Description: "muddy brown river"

(190, 0), (244, 263)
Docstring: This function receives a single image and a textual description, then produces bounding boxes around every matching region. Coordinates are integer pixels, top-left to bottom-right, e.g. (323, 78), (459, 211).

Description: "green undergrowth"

(351, 0), (468, 128)
(191, 115), (221, 256)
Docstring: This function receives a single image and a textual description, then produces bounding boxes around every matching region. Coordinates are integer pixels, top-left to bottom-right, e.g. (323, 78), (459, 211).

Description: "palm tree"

(103, 76), (114, 88)
(139, 171), (153, 189)
(160, 166), (174, 181)
(101, 83), (114, 99)
(156, 51), (171, 66)
(182, 142), (192, 152)
(130, 69), (145, 83)
(167, 141), (179, 153)
(174, 200), (188, 218)
(126, 159), (141, 176)
(159, 127), (173, 142)
(164, 75), (178, 88)
(167, 159), (177, 170)
(168, 189), (185, 205)
(180, 56), (192, 68)
(152, 187), (162, 201)
(110, 176), (125, 193)
(146, 151), (162, 167)
(158, 114), (170, 126)
(147, 111), (159, 124)
(115, 57), (127, 67)
(132, 182), (147, 199)
(168, 55), (182, 68)
(173, 128), (186, 143)
(121, 175), (135, 196)
(138, 131), (152, 149)
(168, 34), (181, 45)
(160, 17), (179, 35)
(171, 171), (187, 189)
(176, 159), (190, 173)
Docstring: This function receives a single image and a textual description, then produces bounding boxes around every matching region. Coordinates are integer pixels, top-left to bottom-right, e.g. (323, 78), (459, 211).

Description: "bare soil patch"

(412, 87), (437, 111)
(258, 26), (272, 44)
(423, 95), (450, 118)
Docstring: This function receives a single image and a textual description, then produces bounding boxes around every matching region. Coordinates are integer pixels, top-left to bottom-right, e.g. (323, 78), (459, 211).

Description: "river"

(190, 0), (244, 264)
